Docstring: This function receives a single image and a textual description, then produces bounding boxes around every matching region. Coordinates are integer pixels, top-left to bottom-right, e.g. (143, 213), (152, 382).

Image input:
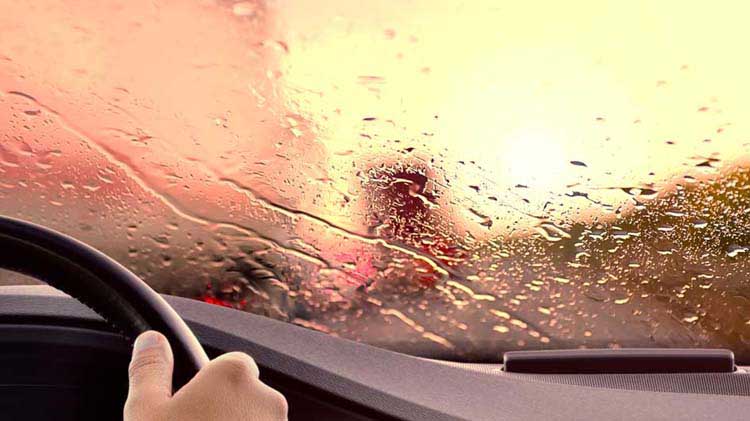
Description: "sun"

(499, 127), (569, 189)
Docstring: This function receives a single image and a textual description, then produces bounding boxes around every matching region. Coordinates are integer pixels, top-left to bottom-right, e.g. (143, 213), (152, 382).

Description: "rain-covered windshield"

(1, 0), (749, 361)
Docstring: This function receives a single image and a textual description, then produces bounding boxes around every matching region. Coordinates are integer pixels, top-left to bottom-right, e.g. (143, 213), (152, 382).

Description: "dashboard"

(1, 285), (748, 421)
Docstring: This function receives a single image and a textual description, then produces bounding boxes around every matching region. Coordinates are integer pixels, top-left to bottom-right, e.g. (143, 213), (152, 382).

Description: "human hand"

(124, 331), (287, 421)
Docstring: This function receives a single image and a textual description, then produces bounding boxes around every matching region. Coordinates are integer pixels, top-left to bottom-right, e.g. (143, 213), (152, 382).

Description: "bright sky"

(278, 0), (750, 226)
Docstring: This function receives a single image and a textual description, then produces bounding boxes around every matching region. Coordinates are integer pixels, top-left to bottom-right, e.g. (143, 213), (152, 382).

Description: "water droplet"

(692, 220), (708, 229)
(537, 306), (552, 315)
(536, 223), (571, 242)
(467, 208), (493, 228)
(490, 309), (510, 320)
(614, 297), (630, 305)
(665, 209), (685, 217)
(493, 325), (509, 334)
(510, 319), (528, 329)
(727, 245), (748, 258)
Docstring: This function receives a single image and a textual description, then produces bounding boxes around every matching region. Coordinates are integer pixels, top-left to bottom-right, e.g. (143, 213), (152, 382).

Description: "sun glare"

(499, 128), (568, 188)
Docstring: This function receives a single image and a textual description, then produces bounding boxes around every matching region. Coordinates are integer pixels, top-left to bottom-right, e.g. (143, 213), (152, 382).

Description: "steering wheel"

(0, 215), (209, 390)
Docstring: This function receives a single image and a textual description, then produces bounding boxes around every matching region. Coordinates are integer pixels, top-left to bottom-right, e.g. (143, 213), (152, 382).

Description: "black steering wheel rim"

(0, 215), (208, 390)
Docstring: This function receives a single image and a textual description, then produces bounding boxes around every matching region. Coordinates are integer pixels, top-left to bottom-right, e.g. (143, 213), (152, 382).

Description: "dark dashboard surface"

(0, 286), (748, 421)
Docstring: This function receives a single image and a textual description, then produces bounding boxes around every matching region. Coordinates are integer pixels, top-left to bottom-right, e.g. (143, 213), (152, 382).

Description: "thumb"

(126, 331), (174, 408)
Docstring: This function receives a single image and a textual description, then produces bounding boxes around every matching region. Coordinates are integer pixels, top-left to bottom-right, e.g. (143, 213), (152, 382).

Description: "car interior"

(1, 216), (749, 420)
(1, 1), (750, 420)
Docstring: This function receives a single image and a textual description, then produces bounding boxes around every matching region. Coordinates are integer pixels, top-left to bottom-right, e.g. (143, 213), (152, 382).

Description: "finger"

(174, 352), (259, 398)
(126, 331), (174, 404)
(210, 352), (260, 382)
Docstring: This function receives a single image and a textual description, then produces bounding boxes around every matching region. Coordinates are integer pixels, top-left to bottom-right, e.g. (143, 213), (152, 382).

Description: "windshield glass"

(2, 0), (749, 362)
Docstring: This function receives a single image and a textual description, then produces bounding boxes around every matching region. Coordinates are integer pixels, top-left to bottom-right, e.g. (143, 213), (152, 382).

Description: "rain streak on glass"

(1, 0), (750, 360)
